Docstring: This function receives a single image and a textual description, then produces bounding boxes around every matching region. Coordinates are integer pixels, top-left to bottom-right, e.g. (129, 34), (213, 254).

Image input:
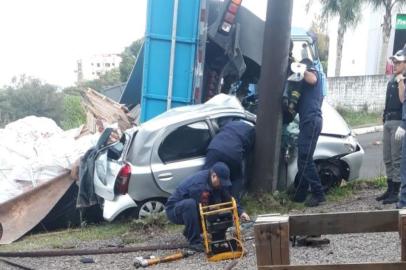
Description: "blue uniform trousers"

(165, 198), (201, 245)
(399, 135), (406, 207)
(294, 116), (325, 201)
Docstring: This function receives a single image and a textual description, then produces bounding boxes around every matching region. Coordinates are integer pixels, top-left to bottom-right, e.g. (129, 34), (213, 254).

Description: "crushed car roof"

(141, 94), (248, 131)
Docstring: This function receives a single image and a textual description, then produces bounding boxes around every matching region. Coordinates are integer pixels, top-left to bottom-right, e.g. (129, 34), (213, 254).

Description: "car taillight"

(115, 163), (131, 195)
(219, 0), (242, 34)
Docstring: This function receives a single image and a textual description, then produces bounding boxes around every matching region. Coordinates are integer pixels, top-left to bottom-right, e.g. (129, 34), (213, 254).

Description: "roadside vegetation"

(326, 176), (386, 201)
(336, 106), (381, 128)
(0, 38), (144, 130)
(0, 177), (386, 253)
(243, 176), (386, 216)
(0, 215), (172, 252)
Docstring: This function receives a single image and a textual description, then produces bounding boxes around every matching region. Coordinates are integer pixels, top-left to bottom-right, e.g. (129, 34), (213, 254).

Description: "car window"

(159, 121), (211, 163)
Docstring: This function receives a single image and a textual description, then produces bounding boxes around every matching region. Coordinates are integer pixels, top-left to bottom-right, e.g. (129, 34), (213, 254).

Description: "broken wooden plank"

(289, 210), (398, 235)
(81, 88), (134, 134)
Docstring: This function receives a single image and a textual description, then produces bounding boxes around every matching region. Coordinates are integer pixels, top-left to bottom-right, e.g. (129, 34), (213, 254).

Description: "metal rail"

(0, 243), (189, 258)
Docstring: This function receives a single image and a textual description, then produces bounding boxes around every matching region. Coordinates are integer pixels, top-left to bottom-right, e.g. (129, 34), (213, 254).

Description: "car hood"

(321, 102), (351, 137)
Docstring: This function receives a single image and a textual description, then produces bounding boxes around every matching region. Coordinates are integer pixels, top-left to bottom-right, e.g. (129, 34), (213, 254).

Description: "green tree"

(0, 75), (64, 126)
(78, 67), (121, 92)
(319, 0), (362, 76)
(309, 16), (330, 73)
(119, 38), (144, 82)
(366, 0), (406, 74)
(61, 95), (86, 130)
(63, 85), (84, 96)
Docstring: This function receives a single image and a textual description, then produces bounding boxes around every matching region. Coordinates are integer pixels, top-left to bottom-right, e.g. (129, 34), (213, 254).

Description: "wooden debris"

(79, 88), (138, 137)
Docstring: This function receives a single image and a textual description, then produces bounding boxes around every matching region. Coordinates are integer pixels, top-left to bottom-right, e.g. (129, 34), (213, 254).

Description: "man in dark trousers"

(290, 58), (325, 207)
(376, 49), (406, 204)
(165, 162), (250, 252)
(203, 120), (255, 200)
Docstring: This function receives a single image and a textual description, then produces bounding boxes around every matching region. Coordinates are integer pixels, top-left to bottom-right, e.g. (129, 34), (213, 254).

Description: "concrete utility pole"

(251, 0), (293, 193)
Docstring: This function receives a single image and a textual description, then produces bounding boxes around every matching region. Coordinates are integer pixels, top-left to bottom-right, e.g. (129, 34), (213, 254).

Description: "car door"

(93, 128), (135, 200)
(150, 120), (212, 194)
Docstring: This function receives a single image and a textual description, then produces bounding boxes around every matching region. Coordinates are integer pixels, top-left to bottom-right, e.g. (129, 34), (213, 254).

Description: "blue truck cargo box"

(141, 0), (201, 122)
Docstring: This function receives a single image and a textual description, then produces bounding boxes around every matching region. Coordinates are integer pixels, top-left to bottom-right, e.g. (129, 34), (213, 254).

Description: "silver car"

(93, 95), (364, 221)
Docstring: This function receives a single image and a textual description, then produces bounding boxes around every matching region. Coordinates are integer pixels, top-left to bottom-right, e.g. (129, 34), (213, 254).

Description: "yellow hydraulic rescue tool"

(199, 198), (244, 262)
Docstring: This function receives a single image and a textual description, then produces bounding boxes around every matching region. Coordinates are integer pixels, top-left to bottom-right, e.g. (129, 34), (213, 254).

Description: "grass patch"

(336, 106), (381, 128)
(327, 176), (386, 201)
(241, 191), (305, 217)
(368, 176), (388, 189)
(243, 176), (387, 215)
(0, 220), (134, 252)
(0, 213), (181, 252)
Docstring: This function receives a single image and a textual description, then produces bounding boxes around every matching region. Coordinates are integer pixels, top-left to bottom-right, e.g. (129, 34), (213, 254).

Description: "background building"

(76, 53), (122, 82)
(327, 5), (406, 77)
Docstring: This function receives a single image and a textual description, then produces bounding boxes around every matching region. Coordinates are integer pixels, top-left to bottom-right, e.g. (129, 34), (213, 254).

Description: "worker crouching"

(165, 162), (249, 252)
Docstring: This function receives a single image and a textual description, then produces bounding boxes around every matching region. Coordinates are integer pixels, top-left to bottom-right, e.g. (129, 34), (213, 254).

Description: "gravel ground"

(0, 187), (402, 270)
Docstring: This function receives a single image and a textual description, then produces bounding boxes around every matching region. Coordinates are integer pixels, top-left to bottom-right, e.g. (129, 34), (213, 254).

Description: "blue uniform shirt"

(165, 169), (243, 214)
(297, 69), (323, 123)
(207, 121), (255, 163)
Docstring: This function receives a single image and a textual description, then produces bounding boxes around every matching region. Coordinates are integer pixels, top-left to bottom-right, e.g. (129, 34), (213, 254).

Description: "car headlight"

(344, 135), (357, 153)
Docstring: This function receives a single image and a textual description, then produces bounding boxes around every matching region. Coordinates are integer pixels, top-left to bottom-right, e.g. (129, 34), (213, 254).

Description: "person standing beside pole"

(289, 57), (326, 207)
(377, 49), (406, 205)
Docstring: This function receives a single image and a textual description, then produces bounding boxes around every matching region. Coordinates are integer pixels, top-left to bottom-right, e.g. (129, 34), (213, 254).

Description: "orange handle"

(161, 252), (185, 262)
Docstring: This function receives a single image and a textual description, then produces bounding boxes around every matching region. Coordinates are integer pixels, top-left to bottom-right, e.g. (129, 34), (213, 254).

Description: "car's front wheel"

(135, 198), (167, 219)
(317, 160), (343, 192)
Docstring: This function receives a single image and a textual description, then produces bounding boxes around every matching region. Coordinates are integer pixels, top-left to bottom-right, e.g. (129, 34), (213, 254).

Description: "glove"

(290, 62), (306, 81)
(395, 126), (406, 141)
(396, 74), (405, 83)
(240, 212), (250, 222)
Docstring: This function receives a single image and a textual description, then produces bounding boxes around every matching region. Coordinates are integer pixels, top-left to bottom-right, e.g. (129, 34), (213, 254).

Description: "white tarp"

(0, 116), (99, 203)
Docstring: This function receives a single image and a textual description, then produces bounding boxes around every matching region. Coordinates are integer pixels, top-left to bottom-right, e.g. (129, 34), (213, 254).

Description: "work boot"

(304, 195), (326, 207)
(376, 180), (393, 201)
(289, 186), (308, 203)
(383, 182), (400, 204)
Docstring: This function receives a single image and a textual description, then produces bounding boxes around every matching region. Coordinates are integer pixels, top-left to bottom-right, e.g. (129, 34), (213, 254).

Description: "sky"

(0, 0), (318, 88)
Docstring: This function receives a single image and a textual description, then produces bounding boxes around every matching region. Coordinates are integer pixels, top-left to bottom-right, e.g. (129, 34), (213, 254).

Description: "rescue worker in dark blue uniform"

(291, 58), (326, 207)
(203, 120), (255, 200)
(165, 162), (249, 252)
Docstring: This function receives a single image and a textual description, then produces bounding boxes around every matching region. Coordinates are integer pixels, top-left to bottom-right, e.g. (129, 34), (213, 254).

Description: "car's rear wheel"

(135, 198), (166, 219)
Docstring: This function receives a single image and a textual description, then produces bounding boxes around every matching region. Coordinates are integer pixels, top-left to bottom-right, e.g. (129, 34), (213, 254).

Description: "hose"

(0, 243), (189, 258)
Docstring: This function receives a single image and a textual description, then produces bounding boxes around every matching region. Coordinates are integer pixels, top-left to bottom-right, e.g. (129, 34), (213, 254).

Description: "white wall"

(326, 75), (388, 112)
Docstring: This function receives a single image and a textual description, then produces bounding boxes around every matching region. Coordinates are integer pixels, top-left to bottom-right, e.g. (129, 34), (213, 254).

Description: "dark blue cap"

(211, 162), (232, 187)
